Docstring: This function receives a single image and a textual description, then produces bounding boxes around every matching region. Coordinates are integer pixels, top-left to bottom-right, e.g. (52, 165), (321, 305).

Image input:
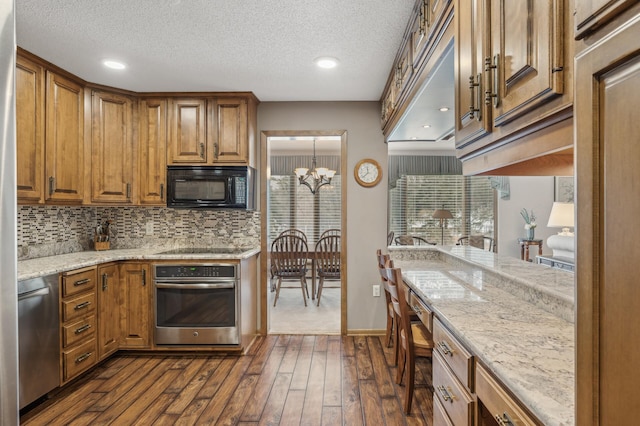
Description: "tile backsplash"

(18, 205), (261, 260)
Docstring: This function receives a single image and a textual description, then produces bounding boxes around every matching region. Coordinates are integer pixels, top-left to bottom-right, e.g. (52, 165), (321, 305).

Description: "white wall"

(258, 101), (388, 332)
(497, 176), (556, 259)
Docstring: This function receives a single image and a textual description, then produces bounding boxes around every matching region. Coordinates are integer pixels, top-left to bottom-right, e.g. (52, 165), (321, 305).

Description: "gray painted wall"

(258, 101), (388, 332)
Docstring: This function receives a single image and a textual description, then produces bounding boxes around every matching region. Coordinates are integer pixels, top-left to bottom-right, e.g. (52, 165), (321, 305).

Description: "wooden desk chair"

(394, 235), (436, 246)
(376, 249), (398, 362)
(314, 235), (341, 306)
(457, 235), (494, 252)
(387, 231), (395, 246)
(270, 234), (310, 307)
(320, 228), (341, 238)
(385, 265), (433, 414)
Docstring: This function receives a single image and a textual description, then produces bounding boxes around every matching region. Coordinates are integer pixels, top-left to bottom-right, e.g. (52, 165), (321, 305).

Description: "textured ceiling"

(16, 0), (415, 102)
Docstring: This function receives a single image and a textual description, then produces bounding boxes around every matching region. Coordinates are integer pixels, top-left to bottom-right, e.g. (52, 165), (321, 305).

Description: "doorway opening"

(260, 131), (347, 335)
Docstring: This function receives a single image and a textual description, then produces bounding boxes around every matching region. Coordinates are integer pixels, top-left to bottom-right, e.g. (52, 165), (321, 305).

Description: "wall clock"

(354, 158), (382, 187)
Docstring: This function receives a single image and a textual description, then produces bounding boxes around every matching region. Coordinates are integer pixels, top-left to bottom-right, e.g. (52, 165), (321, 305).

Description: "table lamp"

(546, 202), (575, 258)
(432, 206), (453, 245)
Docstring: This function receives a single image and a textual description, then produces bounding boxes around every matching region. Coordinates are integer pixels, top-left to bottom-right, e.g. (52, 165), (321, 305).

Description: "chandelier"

(293, 139), (336, 194)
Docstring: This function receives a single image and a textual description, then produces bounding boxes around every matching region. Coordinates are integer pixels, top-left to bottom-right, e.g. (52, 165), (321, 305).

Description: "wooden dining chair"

(279, 228), (308, 242)
(457, 235), (495, 252)
(314, 235), (341, 306)
(377, 249), (399, 364)
(270, 234), (310, 306)
(394, 235), (436, 246)
(385, 264), (433, 414)
(320, 228), (341, 238)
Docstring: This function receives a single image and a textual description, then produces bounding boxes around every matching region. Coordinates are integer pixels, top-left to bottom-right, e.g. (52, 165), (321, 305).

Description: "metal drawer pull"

(484, 54), (500, 107)
(142, 269), (146, 286)
(412, 305), (423, 315)
(74, 324), (92, 334)
(102, 273), (108, 291)
(469, 73), (482, 120)
(437, 385), (453, 402)
(75, 352), (92, 364)
(160, 183), (164, 201)
(126, 182), (131, 199)
(199, 142), (205, 157)
(74, 301), (91, 310)
(437, 340), (453, 356)
(48, 176), (56, 196)
(495, 412), (515, 426)
(73, 278), (91, 287)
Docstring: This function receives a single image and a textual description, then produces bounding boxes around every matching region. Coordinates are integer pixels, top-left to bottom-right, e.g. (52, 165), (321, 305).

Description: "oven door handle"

(155, 282), (235, 290)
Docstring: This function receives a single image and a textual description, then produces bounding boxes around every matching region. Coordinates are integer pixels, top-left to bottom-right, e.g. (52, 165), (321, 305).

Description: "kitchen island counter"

(18, 247), (261, 281)
(389, 246), (574, 426)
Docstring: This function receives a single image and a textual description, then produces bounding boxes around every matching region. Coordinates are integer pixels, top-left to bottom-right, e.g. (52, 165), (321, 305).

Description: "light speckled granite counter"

(389, 245), (574, 426)
(18, 247), (261, 281)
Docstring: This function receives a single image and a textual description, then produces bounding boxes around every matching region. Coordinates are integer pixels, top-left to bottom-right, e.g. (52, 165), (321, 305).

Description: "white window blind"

(268, 174), (341, 248)
(389, 175), (495, 246)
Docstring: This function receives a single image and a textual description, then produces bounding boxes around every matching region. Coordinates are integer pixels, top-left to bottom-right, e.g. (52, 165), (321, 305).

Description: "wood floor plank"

(279, 336), (303, 374)
(255, 373), (292, 425)
(152, 413), (179, 425)
(367, 336), (397, 398)
(173, 398), (210, 426)
(341, 355), (364, 426)
(354, 336), (375, 380)
(92, 356), (154, 393)
(92, 355), (136, 380)
(323, 336), (342, 407)
(215, 374), (260, 425)
(290, 336), (315, 390)
(164, 357), (209, 394)
(240, 345), (287, 421)
(246, 335), (280, 375)
(314, 335), (328, 352)
(321, 406), (342, 426)
(109, 368), (181, 424)
(66, 411), (99, 426)
(381, 396), (407, 425)
(342, 335), (356, 357)
(164, 357), (222, 414)
(194, 354), (254, 425)
(359, 379), (386, 426)
(279, 389), (306, 425)
(131, 393), (176, 426)
(300, 350), (327, 425)
(196, 356), (237, 399)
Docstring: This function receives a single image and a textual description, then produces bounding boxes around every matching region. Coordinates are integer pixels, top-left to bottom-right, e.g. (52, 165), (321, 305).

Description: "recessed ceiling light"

(314, 57), (339, 69)
(103, 60), (126, 70)
(410, 137), (417, 140)
(439, 107), (450, 112)
(422, 124), (431, 128)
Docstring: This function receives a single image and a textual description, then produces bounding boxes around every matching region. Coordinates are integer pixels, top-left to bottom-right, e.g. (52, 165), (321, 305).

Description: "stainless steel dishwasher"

(18, 275), (60, 409)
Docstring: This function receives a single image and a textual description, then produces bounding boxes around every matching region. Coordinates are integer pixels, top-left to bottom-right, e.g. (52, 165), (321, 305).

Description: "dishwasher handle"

(18, 287), (50, 301)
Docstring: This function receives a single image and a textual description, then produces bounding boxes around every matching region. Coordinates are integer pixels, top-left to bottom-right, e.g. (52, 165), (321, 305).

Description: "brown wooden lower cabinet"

(433, 350), (475, 426)
(119, 262), (151, 348)
(60, 266), (98, 384)
(97, 263), (120, 360)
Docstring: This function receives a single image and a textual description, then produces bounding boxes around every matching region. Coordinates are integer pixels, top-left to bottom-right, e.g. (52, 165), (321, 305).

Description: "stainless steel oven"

(154, 264), (239, 345)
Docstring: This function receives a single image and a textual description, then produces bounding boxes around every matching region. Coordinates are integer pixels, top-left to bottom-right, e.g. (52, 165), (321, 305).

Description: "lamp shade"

(547, 202), (574, 228)
(432, 208), (453, 219)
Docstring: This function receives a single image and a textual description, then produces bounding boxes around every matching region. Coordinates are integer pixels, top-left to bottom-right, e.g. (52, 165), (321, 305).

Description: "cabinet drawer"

(62, 338), (97, 382)
(476, 363), (537, 426)
(433, 351), (474, 426)
(433, 391), (454, 426)
(410, 292), (433, 333)
(62, 292), (96, 322)
(62, 268), (96, 297)
(434, 318), (474, 392)
(62, 315), (96, 348)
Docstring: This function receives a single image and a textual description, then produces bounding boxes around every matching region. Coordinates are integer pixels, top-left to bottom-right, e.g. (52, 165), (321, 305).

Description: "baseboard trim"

(347, 329), (386, 336)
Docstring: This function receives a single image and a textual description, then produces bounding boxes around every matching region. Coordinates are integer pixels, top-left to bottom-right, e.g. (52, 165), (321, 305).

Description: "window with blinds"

(268, 175), (341, 247)
(389, 175), (495, 246)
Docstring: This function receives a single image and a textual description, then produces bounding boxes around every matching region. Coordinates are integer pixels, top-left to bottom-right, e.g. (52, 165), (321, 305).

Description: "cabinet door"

(97, 264), (120, 359)
(16, 55), (45, 203)
(575, 15), (640, 425)
(168, 98), (207, 164)
(91, 90), (134, 203)
(120, 263), (151, 348)
(211, 98), (248, 163)
(575, 0), (637, 38)
(487, 0), (564, 127)
(411, 0), (430, 68)
(45, 71), (84, 203)
(454, 0), (490, 148)
(139, 99), (167, 205)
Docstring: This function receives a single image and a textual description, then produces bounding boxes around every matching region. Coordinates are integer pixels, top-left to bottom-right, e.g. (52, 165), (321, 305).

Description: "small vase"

(526, 228), (535, 240)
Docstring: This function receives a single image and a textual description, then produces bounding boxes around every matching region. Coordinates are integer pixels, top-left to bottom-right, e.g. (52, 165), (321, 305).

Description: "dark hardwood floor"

(20, 335), (433, 425)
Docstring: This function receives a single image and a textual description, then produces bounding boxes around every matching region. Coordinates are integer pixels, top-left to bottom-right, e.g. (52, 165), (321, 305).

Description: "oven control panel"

(155, 264), (236, 279)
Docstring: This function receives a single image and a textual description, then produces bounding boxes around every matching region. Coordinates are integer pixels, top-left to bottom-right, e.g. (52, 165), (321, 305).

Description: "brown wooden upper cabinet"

(454, 0), (566, 150)
(16, 54), (45, 203)
(574, 0), (638, 38)
(45, 71), (85, 203)
(91, 90), (135, 204)
(139, 99), (168, 205)
(168, 97), (250, 165)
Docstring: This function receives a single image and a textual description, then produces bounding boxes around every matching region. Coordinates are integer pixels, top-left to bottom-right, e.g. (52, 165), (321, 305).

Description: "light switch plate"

(145, 222), (154, 235)
(373, 285), (381, 297)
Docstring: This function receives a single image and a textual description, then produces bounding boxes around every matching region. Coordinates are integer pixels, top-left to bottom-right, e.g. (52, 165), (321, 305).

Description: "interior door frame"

(259, 130), (347, 335)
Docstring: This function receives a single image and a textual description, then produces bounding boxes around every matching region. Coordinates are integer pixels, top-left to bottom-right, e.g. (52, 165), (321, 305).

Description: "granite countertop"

(390, 246), (574, 426)
(18, 247), (261, 281)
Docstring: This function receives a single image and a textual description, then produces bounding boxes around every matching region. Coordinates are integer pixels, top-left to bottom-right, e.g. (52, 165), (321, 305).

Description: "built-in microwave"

(166, 166), (255, 209)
